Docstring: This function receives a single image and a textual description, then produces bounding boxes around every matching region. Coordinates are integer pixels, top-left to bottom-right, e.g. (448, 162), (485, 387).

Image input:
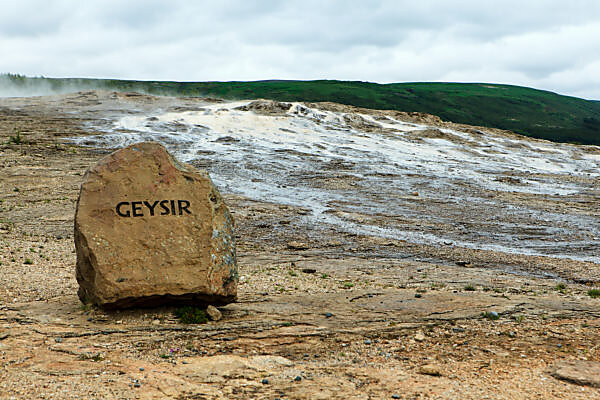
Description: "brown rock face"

(74, 142), (237, 308)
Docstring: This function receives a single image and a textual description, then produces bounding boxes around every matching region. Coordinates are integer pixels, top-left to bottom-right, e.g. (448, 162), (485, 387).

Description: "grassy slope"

(5, 75), (600, 145)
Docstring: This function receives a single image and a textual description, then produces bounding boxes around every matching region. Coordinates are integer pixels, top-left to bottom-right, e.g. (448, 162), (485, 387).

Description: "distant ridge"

(2, 74), (600, 145)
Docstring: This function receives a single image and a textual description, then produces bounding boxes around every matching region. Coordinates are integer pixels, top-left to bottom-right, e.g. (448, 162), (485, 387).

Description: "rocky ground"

(1, 93), (600, 399)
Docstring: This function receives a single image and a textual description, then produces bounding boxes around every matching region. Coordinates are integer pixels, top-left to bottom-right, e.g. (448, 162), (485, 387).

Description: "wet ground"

(40, 91), (600, 264)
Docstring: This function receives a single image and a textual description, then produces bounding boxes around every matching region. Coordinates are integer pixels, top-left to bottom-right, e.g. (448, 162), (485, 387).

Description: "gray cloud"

(2, 1), (600, 99)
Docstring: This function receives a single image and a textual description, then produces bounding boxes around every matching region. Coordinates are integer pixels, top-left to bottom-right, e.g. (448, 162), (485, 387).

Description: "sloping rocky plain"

(1, 91), (600, 399)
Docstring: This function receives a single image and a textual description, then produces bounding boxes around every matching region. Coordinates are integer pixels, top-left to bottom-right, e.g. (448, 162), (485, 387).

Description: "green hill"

(3, 74), (600, 145)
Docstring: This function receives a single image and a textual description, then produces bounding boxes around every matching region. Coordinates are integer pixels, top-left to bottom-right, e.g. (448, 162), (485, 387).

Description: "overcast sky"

(2, 1), (600, 99)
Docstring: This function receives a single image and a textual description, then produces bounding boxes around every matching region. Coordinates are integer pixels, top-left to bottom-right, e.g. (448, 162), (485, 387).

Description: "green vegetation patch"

(174, 306), (209, 324)
(8, 128), (23, 145)
(587, 289), (600, 299)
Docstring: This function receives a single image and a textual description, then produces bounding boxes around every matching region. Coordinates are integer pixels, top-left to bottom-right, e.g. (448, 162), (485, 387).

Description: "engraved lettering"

(159, 200), (170, 215)
(131, 201), (143, 217)
(178, 199), (191, 215)
(115, 200), (192, 217)
(116, 201), (130, 217)
(144, 200), (159, 216)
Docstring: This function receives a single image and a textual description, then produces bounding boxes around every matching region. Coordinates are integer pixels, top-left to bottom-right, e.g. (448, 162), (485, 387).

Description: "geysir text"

(116, 200), (191, 217)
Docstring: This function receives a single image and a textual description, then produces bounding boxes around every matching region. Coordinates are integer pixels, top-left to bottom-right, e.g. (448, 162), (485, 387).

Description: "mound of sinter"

(74, 142), (237, 308)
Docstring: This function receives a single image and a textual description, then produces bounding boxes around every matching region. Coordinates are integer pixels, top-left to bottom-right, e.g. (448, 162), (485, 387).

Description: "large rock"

(74, 142), (237, 308)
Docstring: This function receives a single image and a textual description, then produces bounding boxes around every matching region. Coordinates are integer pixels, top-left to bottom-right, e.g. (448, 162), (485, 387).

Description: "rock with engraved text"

(74, 142), (237, 308)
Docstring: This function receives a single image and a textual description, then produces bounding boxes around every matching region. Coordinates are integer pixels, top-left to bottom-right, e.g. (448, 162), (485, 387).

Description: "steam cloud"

(0, 74), (97, 98)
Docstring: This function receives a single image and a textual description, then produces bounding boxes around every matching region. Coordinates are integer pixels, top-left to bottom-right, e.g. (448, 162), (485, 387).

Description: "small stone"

(261, 378), (269, 385)
(414, 333), (426, 342)
(294, 376), (302, 381)
(54, 337), (63, 343)
(133, 382), (141, 388)
(206, 305), (222, 321)
(152, 319), (160, 325)
(415, 293), (422, 298)
(392, 395), (401, 399)
(324, 312), (333, 318)
(301, 268), (317, 274)
(364, 339), (372, 345)
(139, 367), (144, 371)
(287, 241), (309, 250)
(452, 327), (465, 333)
(419, 364), (442, 376)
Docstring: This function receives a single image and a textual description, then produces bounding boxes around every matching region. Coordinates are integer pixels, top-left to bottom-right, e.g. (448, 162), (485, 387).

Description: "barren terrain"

(1, 91), (600, 399)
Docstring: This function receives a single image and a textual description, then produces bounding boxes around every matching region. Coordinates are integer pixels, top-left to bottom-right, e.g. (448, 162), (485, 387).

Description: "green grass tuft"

(174, 306), (209, 324)
(8, 128), (22, 145)
(587, 289), (600, 299)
